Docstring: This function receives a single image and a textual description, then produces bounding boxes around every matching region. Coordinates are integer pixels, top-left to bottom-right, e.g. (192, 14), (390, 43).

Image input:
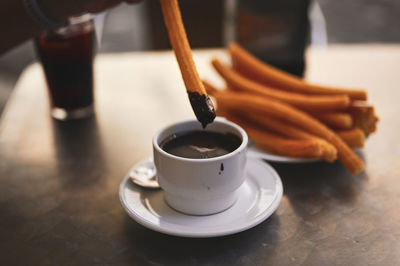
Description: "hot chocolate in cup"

(153, 117), (248, 215)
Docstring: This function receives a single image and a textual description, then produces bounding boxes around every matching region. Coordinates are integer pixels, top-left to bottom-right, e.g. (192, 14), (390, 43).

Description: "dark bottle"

(236, 0), (311, 77)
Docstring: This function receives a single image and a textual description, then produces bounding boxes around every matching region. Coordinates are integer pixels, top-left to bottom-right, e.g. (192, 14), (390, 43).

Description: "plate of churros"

(202, 43), (379, 175)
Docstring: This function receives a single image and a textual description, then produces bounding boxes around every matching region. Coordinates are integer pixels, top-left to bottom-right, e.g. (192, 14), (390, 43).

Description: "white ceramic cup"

(153, 117), (248, 215)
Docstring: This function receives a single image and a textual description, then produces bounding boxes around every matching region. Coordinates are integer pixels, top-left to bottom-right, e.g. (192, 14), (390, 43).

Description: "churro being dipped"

(160, 0), (216, 128)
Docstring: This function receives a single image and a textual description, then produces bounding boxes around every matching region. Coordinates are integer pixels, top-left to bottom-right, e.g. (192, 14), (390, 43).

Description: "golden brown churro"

(229, 42), (368, 101)
(160, 0), (215, 127)
(242, 114), (338, 162)
(212, 58), (350, 112)
(202, 43), (376, 175)
(313, 112), (354, 129)
(348, 101), (379, 136)
(336, 128), (365, 148)
(228, 114), (329, 159)
(210, 90), (364, 175)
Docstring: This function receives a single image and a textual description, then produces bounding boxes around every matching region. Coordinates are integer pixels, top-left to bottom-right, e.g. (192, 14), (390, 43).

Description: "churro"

(210, 90), (364, 175)
(348, 101), (379, 136)
(212, 58), (350, 112)
(336, 128), (365, 148)
(230, 114), (328, 159)
(229, 42), (368, 101)
(160, 0), (215, 127)
(313, 112), (354, 129)
(241, 113), (337, 162)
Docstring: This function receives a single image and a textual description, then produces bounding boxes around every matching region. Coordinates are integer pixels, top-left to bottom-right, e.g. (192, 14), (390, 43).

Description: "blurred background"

(1, 0), (399, 115)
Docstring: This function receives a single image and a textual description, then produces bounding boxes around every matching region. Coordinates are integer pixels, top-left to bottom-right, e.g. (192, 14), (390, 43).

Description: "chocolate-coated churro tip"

(188, 92), (216, 128)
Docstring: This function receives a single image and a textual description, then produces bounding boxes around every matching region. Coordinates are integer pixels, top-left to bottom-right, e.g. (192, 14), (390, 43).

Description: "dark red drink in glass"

(35, 16), (96, 120)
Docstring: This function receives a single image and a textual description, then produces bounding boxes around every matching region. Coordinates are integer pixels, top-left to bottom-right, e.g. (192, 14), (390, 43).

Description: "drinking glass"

(35, 15), (96, 120)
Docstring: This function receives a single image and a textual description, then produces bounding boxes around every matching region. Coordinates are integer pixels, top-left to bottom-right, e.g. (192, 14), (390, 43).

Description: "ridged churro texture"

(211, 91), (365, 175)
(160, 0), (215, 127)
(202, 42), (380, 175)
(211, 58), (351, 112)
(229, 42), (368, 101)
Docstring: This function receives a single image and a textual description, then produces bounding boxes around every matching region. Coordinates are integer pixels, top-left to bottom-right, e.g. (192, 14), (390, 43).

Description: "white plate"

(119, 157), (283, 238)
(247, 143), (320, 163)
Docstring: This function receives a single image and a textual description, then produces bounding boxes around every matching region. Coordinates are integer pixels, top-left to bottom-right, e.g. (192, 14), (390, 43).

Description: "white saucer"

(119, 157), (283, 238)
(247, 143), (320, 163)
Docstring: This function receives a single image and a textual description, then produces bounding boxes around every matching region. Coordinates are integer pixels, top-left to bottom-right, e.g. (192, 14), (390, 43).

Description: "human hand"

(42, 0), (142, 21)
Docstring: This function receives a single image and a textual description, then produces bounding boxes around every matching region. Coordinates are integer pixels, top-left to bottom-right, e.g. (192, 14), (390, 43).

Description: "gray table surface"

(0, 47), (399, 265)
